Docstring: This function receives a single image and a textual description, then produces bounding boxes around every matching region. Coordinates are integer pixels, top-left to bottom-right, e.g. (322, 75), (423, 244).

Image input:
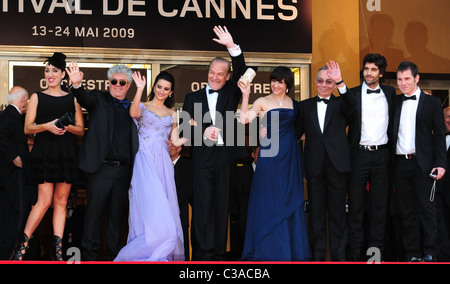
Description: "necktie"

(402, 95), (417, 101)
(317, 97), (329, 104)
(367, 89), (381, 94)
(113, 98), (130, 109)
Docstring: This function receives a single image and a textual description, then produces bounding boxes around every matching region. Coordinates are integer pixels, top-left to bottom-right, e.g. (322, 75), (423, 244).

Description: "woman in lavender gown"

(115, 71), (188, 262)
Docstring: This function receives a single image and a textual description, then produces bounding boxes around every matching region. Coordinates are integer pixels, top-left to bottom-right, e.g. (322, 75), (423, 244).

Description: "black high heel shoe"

(51, 235), (63, 261)
(10, 233), (30, 261)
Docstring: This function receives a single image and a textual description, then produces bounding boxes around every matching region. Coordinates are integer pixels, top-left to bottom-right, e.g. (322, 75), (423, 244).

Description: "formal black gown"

(241, 104), (310, 261)
(28, 92), (79, 185)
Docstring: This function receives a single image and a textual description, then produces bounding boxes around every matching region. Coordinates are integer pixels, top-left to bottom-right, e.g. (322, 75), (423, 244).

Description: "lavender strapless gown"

(115, 104), (184, 261)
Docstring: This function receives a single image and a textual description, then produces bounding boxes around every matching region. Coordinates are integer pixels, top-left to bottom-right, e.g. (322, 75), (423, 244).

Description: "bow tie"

(208, 89), (220, 94)
(113, 98), (130, 109)
(367, 89), (381, 94)
(402, 95), (417, 101)
(317, 97), (330, 104)
(447, 132), (450, 136)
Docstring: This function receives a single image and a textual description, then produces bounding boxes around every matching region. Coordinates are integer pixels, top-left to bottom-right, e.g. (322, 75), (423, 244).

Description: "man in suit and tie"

(297, 66), (351, 261)
(182, 26), (248, 260)
(168, 139), (193, 260)
(67, 64), (139, 261)
(392, 61), (447, 262)
(0, 86), (29, 259)
(327, 54), (396, 261)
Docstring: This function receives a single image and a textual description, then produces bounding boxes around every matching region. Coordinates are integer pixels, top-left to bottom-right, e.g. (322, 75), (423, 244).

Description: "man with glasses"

(327, 54), (396, 261)
(296, 65), (351, 261)
(67, 63), (139, 261)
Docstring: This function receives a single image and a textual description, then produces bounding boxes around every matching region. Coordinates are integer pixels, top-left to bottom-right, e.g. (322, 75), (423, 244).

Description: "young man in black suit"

(67, 64), (139, 261)
(0, 87), (29, 259)
(392, 61), (446, 262)
(297, 65), (351, 261)
(436, 106), (450, 261)
(327, 55), (396, 261)
(182, 26), (248, 261)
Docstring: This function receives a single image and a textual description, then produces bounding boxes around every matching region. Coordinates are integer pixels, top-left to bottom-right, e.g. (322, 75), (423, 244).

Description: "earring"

(286, 89), (289, 94)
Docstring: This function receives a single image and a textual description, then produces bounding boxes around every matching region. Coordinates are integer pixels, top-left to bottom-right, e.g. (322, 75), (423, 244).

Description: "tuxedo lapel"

(393, 95), (403, 138)
(310, 97), (322, 134)
(415, 91), (426, 122)
(323, 95), (337, 132)
(215, 88), (227, 115)
(354, 87), (363, 131)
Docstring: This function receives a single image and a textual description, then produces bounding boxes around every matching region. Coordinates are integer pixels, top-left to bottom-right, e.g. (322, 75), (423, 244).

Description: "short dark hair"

(149, 71), (175, 108)
(397, 61), (419, 77)
(270, 66), (294, 93)
(361, 53), (387, 83)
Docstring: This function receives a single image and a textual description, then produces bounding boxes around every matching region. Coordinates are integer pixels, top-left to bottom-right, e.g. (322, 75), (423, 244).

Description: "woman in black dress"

(10, 53), (84, 261)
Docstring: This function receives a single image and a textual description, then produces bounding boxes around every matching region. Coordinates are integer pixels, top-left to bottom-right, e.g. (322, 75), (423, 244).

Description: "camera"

(429, 170), (438, 180)
(55, 112), (74, 129)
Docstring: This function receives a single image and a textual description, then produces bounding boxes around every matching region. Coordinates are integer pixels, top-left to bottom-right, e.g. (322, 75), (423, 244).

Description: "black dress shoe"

(423, 255), (435, 262)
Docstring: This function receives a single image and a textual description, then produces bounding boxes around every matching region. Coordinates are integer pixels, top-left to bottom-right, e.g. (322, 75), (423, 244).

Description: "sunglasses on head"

(110, 79), (127, 86)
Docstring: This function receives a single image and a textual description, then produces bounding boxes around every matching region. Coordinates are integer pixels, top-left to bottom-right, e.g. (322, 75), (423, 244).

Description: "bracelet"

(136, 84), (146, 88)
(335, 80), (344, 85)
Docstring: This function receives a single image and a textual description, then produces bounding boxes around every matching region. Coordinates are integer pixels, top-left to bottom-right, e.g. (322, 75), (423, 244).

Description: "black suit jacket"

(174, 156), (193, 228)
(182, 53), (248, 164)
(297, 95), (351, 178)
(0, 105), (28, 189)
(438, 146), (450, 206)
(392, 91), (447, 175)
(70, 86), (139, 173)
(340, 85), (396, 154)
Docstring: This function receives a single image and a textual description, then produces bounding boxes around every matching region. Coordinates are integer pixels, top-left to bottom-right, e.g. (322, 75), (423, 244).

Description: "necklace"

(273, 94), (284, 106)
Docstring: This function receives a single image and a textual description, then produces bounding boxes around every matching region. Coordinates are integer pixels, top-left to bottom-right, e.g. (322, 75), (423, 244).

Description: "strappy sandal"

(52, 235), (64, 261)
(10, 233), (30, 261)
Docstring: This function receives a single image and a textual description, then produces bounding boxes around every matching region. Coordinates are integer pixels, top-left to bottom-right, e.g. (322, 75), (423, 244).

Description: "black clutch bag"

(55, 112), (75, 129)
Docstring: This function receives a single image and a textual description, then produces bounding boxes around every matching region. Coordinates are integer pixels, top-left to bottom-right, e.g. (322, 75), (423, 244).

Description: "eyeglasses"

(110, 79), (127, 86)
(316, 79), (335, 86)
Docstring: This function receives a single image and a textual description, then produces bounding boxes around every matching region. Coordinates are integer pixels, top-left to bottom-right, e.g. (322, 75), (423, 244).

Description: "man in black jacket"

(327, 55), (396, 261)
(297, 65), (351, 261)
(67, 64), (139, 261)
(182, 26), (248, 260)
(0, 87), (29, 259)
(392, 61), (446, 262)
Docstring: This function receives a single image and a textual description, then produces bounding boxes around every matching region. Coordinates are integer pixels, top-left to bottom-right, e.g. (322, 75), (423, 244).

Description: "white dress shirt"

(203, 45), (242, 146)
(338, 82), (389, 146)
(396, 87), (421, 155)
(317, 95), (330, 134)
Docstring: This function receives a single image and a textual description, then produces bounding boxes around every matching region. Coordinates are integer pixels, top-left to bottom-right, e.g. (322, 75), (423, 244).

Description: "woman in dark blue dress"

(239, 66), (310, 261)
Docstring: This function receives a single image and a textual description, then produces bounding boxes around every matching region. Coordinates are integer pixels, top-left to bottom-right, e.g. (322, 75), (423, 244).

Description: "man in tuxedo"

(328, 54), (396, 261)
(436, 106), (450, 261)
(392, 61), (446, 262)
(297, 66), (351, 261)
(168, 139), (193, 260)
(182, 26), (248, 260)
(0, 86), (29, 259)
(67, 64), (139, 261)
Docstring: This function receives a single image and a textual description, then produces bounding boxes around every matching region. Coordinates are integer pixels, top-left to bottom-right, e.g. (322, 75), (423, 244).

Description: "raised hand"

(132, 71), (146, 88)
(66, 62), (84, 87)
(212, 26), (235, 49)
(326, 60), (343, 83)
